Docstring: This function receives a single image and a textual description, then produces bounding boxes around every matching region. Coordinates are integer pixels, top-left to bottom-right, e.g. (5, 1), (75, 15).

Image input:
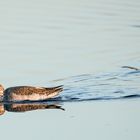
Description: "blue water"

(0, 0), (140, 140)
(46, 66), (140, 102)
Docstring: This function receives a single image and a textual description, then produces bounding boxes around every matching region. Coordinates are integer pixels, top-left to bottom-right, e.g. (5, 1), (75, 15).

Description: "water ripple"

(48, 67), (140, 102)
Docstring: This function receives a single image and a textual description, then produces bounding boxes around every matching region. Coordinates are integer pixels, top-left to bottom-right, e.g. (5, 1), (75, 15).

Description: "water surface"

(0, 0), (140, 140)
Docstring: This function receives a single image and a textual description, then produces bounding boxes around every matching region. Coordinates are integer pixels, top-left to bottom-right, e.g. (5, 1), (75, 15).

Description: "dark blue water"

(47, 66), (140, 102)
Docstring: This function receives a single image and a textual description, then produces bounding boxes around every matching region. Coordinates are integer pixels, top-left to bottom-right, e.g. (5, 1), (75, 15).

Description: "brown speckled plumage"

(0, 85), (63, 102)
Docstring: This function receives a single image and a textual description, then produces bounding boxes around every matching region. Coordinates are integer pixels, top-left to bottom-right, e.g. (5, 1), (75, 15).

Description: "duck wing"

(3, 85), (63, 101)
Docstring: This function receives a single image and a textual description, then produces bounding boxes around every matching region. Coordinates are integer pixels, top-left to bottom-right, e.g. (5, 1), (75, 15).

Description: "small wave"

(48, 66), (140, 102)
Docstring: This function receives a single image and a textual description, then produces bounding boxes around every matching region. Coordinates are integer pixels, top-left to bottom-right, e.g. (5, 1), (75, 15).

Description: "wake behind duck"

(0, 85), (63, 102)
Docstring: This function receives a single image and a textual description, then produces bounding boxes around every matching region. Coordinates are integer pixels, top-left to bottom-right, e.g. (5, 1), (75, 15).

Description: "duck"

(0, 84), (63, 102)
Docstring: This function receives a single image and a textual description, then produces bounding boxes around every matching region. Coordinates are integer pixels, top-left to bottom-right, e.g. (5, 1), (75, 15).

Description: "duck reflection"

(0, 102), (64, 115)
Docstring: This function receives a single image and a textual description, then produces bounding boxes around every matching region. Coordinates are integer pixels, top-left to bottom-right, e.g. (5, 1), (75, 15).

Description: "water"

(50, 67), (140, 101)
(0, 0), (140, 139)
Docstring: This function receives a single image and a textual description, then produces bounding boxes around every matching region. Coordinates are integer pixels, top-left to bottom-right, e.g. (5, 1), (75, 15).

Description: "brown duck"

(0, 84), (63, 102)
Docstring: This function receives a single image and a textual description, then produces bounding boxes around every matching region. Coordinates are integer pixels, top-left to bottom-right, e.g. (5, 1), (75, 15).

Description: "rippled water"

(49, 67), (140, 101)
(0, 0), (140, 140)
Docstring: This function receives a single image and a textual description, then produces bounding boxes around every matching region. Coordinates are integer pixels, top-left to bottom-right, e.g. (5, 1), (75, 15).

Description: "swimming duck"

(0, 84), (63, 102)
